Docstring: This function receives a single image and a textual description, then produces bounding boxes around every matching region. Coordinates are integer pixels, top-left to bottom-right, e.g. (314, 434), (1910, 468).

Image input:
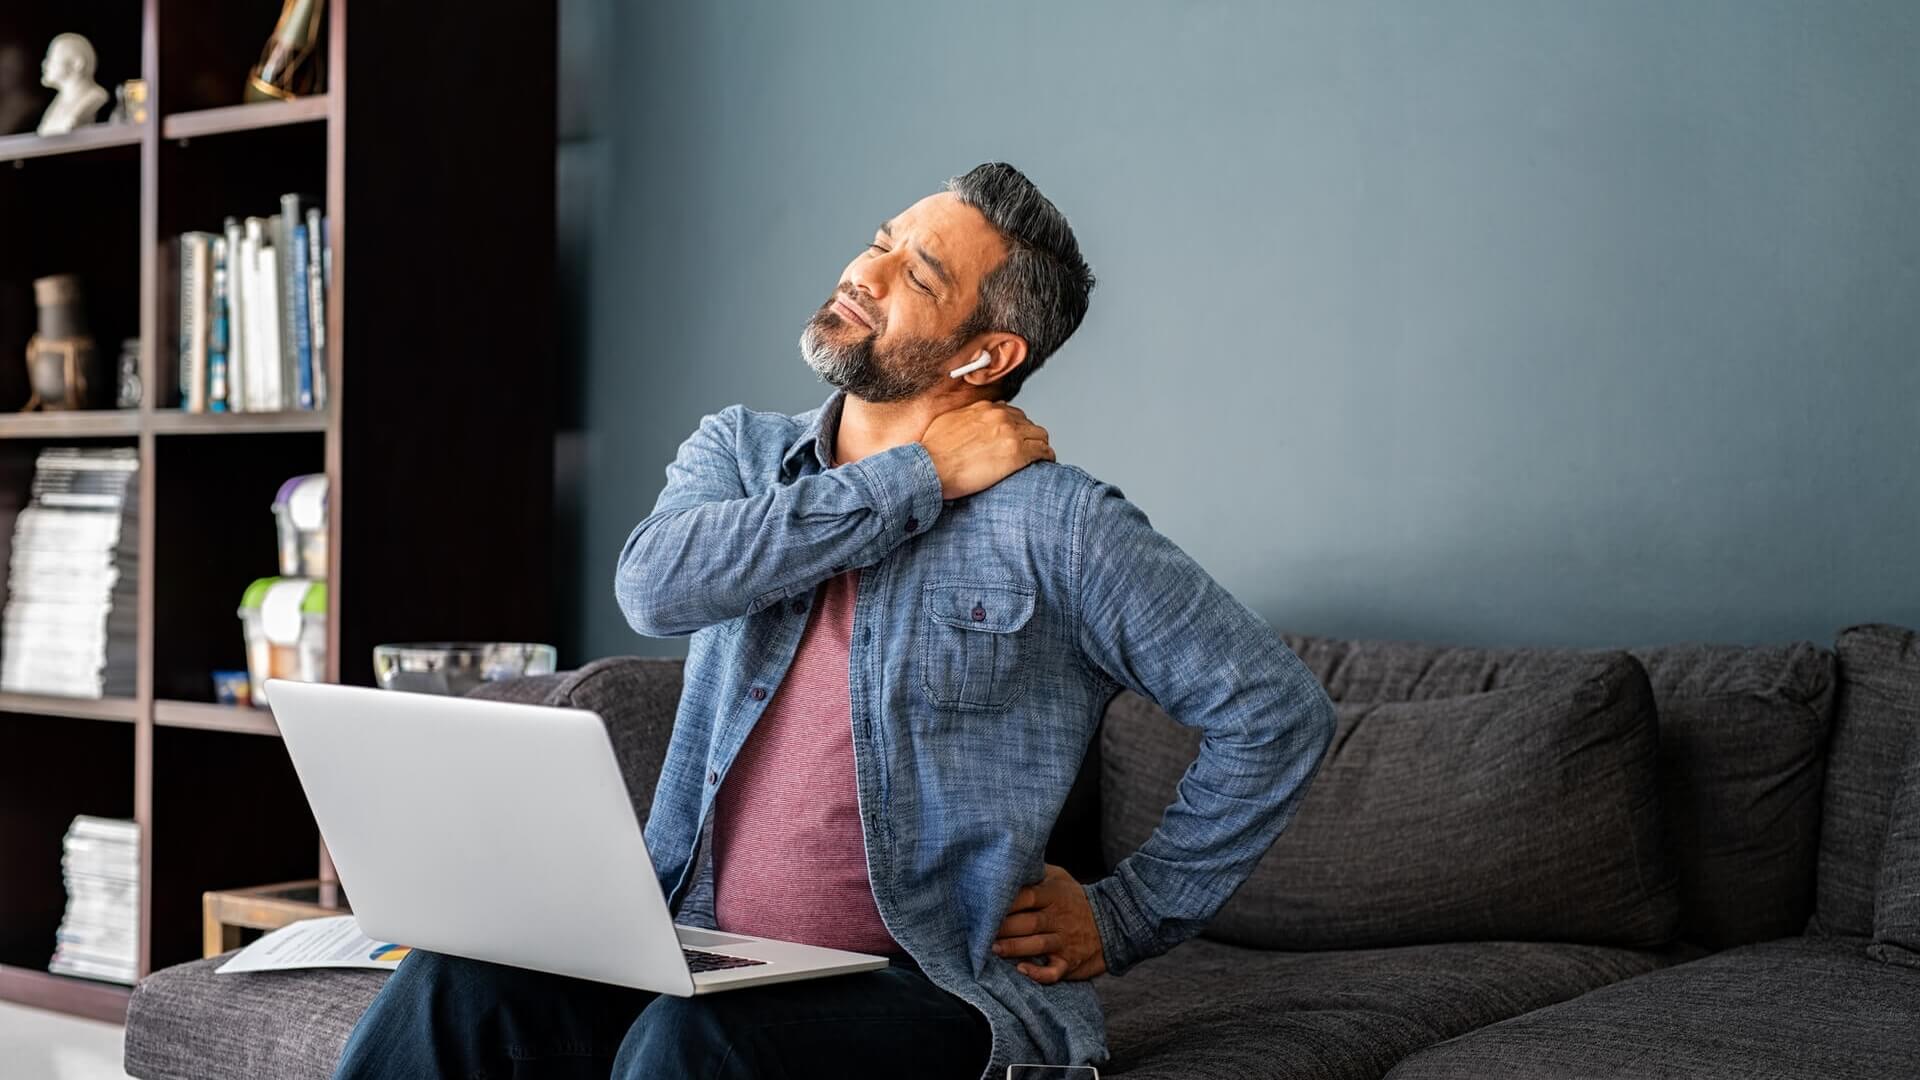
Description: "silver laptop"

(264, 679), (891, 995)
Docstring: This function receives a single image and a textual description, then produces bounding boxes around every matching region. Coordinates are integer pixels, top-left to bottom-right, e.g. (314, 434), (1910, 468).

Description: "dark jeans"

(329, 946), (993, 1079)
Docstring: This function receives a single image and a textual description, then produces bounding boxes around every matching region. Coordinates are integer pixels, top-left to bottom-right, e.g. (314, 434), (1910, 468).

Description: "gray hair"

(945, 163), (1094, 403)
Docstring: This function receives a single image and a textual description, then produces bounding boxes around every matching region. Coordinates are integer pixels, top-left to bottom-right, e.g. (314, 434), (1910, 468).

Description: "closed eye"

(867, 242), (935, 296)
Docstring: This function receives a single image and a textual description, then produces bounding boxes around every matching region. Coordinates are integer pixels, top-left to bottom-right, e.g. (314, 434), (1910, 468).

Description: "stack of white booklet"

(50, 815), (140, 984)
(0, 447), (139, 698)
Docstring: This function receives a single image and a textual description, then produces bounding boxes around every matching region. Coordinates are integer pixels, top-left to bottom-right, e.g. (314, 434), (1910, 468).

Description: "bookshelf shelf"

(153, 700), (279, 736)
(0, 0), (556, 1019)
(161, 97), (331, 141)
(0, 124), (145, 165)
(0, 962), (132, 1025)
(0, 411), (143, 439)
(147, 409), (329, 435)
(0, 692), (141, 723)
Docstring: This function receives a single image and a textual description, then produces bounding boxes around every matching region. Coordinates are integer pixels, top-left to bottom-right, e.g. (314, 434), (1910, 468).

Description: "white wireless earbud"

(950, 350), (991, 379)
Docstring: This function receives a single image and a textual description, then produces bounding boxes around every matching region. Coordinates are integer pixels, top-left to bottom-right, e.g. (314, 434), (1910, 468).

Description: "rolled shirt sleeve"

(1071, 478), (1337, 977)
(616, 405), (946, 637)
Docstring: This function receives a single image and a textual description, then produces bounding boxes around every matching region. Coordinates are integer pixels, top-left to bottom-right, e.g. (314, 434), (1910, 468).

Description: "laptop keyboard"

(683, 947), (769, 973)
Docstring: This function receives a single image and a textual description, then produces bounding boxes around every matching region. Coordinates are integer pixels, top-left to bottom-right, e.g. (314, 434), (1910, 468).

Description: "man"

(331, 162), (1335, 1079)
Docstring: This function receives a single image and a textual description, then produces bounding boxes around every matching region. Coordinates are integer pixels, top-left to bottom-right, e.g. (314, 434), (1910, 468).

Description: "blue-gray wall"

(558, 0), (1920, 664)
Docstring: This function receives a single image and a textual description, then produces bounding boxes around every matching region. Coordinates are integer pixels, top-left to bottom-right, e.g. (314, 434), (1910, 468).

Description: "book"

(238, 220), (263, 410)
(208, 236), (230, 411)
(178, 232), (215, 412)
(275, 194), (308, 410)
(243, 218), (283, 410)
(258, 231), (284, 409)
(167, 198), (330, 414)
(290, 222), (314, 410)
(305, 206), (328, 410)
(223, 217), (248, 412)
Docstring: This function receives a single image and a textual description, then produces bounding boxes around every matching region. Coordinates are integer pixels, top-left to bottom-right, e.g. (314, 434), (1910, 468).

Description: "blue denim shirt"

(614, 387), (1336, 1077)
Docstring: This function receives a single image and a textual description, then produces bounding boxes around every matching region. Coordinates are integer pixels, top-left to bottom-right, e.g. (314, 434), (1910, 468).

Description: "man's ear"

(963, 333), (1029, 391)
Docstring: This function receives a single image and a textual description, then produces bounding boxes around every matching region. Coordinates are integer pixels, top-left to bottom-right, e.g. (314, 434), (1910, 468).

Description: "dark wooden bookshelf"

(0, 963), (134, 1024)
(0, 410), (330, 438)
(147, 408), (331, 435)
(0, 123), (145, 164)
(0, 0), (557, 1023)
(0, 692), (141, 723)
(160, 95), (330, 141)
(0, 411), (143, 438)
(153, 698), (279, 736)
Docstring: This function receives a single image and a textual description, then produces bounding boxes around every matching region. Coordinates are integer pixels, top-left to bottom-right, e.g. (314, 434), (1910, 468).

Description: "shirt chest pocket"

(919, 581), (1037, 711)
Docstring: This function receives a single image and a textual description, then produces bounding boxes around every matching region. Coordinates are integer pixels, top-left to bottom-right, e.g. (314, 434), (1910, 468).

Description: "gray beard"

(798, 307), (957, 404)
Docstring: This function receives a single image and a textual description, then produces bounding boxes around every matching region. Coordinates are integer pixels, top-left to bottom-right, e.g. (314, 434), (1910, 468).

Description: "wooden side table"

(202, 879), (352, 958)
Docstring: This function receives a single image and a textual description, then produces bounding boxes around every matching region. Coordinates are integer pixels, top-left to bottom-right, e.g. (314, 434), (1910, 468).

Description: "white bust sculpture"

(38, 33), (108, 136)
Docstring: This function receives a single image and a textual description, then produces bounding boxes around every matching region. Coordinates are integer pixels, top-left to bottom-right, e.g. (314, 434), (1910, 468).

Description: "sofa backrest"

(469, 655), (686, 824)
(1103, 650), (1683, 951)
(1807, 623), (1920, 938)
(488, 629), (1867, 955)
(1156, 632), (1836, 952)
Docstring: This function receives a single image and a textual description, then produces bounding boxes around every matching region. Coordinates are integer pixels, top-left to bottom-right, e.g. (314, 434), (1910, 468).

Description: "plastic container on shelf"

(272, 474), (329, 578)
(238, 577), (327, 706)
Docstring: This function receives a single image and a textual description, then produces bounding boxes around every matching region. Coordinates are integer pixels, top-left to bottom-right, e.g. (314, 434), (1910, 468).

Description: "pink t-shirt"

(709, 566), (905, 956)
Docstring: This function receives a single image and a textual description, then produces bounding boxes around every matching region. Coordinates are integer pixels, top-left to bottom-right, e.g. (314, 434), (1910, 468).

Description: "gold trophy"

(245, 0), (326, 102)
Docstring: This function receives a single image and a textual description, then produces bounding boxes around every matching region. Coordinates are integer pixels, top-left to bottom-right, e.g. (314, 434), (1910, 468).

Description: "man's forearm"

(616, 440), (944, 637)
(1071, 475), (1340, 976)
(1082, 669), (1336, 976)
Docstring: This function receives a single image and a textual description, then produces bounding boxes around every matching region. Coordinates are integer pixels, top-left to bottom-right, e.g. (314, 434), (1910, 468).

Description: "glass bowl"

(372, 642), (558, 696)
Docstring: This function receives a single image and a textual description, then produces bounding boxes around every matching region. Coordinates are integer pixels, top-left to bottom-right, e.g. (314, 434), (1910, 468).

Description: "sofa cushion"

(1382, 935), (1920, 1080)
(125, 949), (387, 1080)
(1809, 623), (1920, 938)
(1869, 728), (1920, 967)
(1282, 632), (1835, 950)
(1103, 651), (1680, 950)
(1094, 934), (1703, 1080)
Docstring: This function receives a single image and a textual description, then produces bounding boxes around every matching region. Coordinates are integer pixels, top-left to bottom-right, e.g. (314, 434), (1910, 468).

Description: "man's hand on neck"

(833, 382), (997, 468)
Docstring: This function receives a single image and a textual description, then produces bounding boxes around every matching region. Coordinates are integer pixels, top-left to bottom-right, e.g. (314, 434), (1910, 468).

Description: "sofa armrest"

(467, 656), (685, 826)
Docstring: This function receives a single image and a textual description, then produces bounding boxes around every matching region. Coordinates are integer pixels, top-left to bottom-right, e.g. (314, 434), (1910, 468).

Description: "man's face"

(800, 192), (1008, 403)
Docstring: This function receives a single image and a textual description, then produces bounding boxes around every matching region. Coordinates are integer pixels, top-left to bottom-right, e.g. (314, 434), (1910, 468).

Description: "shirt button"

(791, 599), (807, 614)
(904, 516), (919, 533)
(750, 686), (766, 700)
(972, 605), (986, 621)
(708, 769), (719, 785)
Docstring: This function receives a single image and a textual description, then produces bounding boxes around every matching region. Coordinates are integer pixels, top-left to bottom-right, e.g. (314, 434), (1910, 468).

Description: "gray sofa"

(123, 623), (1920, 1079)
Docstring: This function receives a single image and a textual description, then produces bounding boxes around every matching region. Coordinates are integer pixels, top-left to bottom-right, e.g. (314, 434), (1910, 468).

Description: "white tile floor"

(0, 1000), (133, 1080)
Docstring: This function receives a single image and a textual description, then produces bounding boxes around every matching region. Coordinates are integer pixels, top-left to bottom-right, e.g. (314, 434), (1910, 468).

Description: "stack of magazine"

(0, 447), (139, 698)
(175, 191), (331, 413)
(50, 815), (140, 984)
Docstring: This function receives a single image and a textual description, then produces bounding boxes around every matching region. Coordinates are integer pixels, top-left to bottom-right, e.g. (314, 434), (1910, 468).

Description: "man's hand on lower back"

(990, 862), (1108, 983)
